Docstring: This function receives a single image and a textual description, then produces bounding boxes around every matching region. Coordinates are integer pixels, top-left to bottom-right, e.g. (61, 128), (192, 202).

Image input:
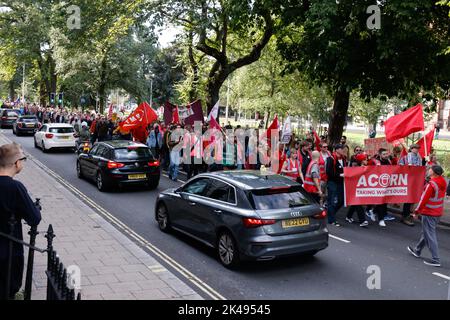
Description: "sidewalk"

(0, 134), (202, 300)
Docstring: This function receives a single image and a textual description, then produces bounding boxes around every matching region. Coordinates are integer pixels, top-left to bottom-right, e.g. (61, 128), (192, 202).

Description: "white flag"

(207, 101), (220, 121)
(281, 116), (292, 144)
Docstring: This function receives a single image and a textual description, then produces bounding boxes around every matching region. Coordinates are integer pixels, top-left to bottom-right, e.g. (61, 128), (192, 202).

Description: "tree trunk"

(98, 55), (108, 114)
(9, 80), (15, 101)
(206, 76), (225, 113)
(188, 31), (199, 102)
(328, 89), (351, 147)
(39, 80), (46, 107)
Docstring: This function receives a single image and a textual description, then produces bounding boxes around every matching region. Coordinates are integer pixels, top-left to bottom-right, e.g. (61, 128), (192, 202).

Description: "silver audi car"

(155, 170), (329, 268)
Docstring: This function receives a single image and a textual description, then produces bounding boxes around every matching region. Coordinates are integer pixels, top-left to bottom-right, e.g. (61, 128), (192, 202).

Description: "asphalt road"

(3, 129), (450, 299)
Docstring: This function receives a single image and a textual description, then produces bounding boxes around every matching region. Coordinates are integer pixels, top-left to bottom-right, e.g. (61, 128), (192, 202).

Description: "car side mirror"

(179, 192), (189, 200)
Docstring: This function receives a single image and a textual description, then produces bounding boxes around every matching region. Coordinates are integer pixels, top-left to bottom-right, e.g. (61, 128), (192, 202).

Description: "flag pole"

(423, 130), (428, 160)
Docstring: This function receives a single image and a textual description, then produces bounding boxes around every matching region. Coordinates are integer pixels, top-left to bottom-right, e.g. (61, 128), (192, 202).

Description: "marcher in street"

(325, 143), (347, 227)
(281, 148), (304, 183)
(345, 153), (369, 227)
(168, 125), (182, 181)
(0, 143), (41, 300)
(399, 143), (423, 226)
(303, 151), (323, 203)
(370, 148), (392, 227)
(408, 165), (448, 267)
(147, 123), (163, 159)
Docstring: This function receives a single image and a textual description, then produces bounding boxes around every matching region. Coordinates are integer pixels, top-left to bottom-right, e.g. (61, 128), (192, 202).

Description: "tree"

(277, 0), (450, 146)
(154, 0), (277, 112)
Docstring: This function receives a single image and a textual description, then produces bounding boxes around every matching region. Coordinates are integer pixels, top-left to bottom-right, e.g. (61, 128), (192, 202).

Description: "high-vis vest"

(303, 160), (319, 193)
(284, 158), (300, 180)
(318, 151), (331, 181)
(418, 177), (447, 217)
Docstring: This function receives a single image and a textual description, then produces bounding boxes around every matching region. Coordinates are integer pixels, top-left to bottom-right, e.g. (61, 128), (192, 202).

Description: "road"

(3, 129), (450, 299)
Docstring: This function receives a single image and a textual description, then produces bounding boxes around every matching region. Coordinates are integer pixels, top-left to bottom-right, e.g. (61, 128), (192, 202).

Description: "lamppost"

(145, 72), (154, 105)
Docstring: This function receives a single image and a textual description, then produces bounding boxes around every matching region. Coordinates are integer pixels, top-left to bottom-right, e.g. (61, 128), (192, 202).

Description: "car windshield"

(49, 127), (74, 133)
(249, 186), (312, 210)
(8, 112), (19, 117)
(114, 147), (152, 160)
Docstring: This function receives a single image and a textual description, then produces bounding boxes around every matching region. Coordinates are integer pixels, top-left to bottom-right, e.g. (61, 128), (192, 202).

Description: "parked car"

(76, 140), (160, 191)
(155, 171), (329, 268)
(0, 109), (20, 128)
(12, 115), (41, 136)
(34, 123), (76, 152)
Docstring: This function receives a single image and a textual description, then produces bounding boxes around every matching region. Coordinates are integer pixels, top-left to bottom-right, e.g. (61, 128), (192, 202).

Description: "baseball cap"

(334, 144), (345, 150)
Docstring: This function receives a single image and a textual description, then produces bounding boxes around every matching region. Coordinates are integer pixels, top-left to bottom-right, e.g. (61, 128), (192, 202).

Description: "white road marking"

(3, 133), (226, 301)
(329, 234), (351, 243)
(433, 272), (450, 281)
(162, 173), (182, 183)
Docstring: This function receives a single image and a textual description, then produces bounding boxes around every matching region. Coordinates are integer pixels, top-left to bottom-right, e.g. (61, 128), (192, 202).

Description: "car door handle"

(214, 210), (222, 214)
(189, 202), (196, 206)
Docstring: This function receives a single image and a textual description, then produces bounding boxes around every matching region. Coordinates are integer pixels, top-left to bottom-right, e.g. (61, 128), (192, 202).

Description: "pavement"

(0, 134), (202, 300)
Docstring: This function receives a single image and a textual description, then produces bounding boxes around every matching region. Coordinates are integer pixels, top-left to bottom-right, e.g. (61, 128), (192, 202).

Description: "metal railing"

(0, 199), (81, 300)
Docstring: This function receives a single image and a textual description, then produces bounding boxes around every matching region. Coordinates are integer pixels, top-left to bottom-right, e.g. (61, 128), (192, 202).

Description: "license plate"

(26, 124), (35, 127)
(60, 136), (70, 140)
(282, 217), (310, 228)
(128, 174), (147, 180)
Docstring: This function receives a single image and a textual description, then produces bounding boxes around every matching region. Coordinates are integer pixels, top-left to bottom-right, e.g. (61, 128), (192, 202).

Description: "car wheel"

(13, 127), (16, 135)
(16, 130), (21, 136)
(96, 171), (108, 191)
(34, 138), (38, 149)
(217, 231), (240, 269)
(147, 178), (160, 190)
(41, 140), (48, 153)
(156, 203), (171, 232)
(76, 161), (84, 179)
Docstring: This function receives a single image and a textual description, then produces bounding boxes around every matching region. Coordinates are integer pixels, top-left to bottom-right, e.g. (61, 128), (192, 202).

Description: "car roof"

(100, 140), (148, 149)
(44, 123), (74, 128)
(196, 170), (299, 191)
(20, 115), (38, 118)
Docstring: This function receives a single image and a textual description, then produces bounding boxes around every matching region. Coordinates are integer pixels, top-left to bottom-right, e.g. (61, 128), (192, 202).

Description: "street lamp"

(145, 72), (154, 105)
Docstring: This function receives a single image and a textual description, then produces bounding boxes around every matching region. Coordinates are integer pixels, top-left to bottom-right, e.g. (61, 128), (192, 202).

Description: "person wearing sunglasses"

(0, 143), (41, 300)
(349, 146), (363, 167)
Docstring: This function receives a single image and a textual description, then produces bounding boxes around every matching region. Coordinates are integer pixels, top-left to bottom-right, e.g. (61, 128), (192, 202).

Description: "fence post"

(45, 225), (55, 300)
(24, 225), (39, 300)
(4, 213), (17, 300)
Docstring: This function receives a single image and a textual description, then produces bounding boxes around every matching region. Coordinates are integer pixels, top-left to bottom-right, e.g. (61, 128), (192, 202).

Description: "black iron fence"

(0, 200), (81, 300)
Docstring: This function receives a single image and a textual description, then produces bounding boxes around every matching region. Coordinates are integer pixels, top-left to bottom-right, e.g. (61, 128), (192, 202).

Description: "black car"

(77, 140), (160, 191)
(155, 171), (328, 268)
(1, 109), (20, 128)
(13, 115), (41, 135)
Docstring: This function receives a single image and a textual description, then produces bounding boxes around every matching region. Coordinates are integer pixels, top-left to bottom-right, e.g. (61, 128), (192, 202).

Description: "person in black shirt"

(0, 143), (41, 300)
(325, 144), (348, 226)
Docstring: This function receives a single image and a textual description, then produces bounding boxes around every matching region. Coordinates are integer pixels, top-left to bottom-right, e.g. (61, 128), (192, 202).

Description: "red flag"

(416, 129), (435, 158)
(172, 106), (180, 124)
(107, 104), (114, 119)
(119, 102), (158, 132)
(384, 104), (424, 142)
(265, 116), (279, 148)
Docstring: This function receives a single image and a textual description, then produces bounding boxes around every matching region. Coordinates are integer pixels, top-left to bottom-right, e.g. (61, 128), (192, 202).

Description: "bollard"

(24, 225), (39, 300)
(45, 224), (55, 300)
(5, 213), (17, 300)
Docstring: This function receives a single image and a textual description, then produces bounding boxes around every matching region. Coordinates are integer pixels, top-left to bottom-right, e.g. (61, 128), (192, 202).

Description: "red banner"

(344, 166), (426, 206)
